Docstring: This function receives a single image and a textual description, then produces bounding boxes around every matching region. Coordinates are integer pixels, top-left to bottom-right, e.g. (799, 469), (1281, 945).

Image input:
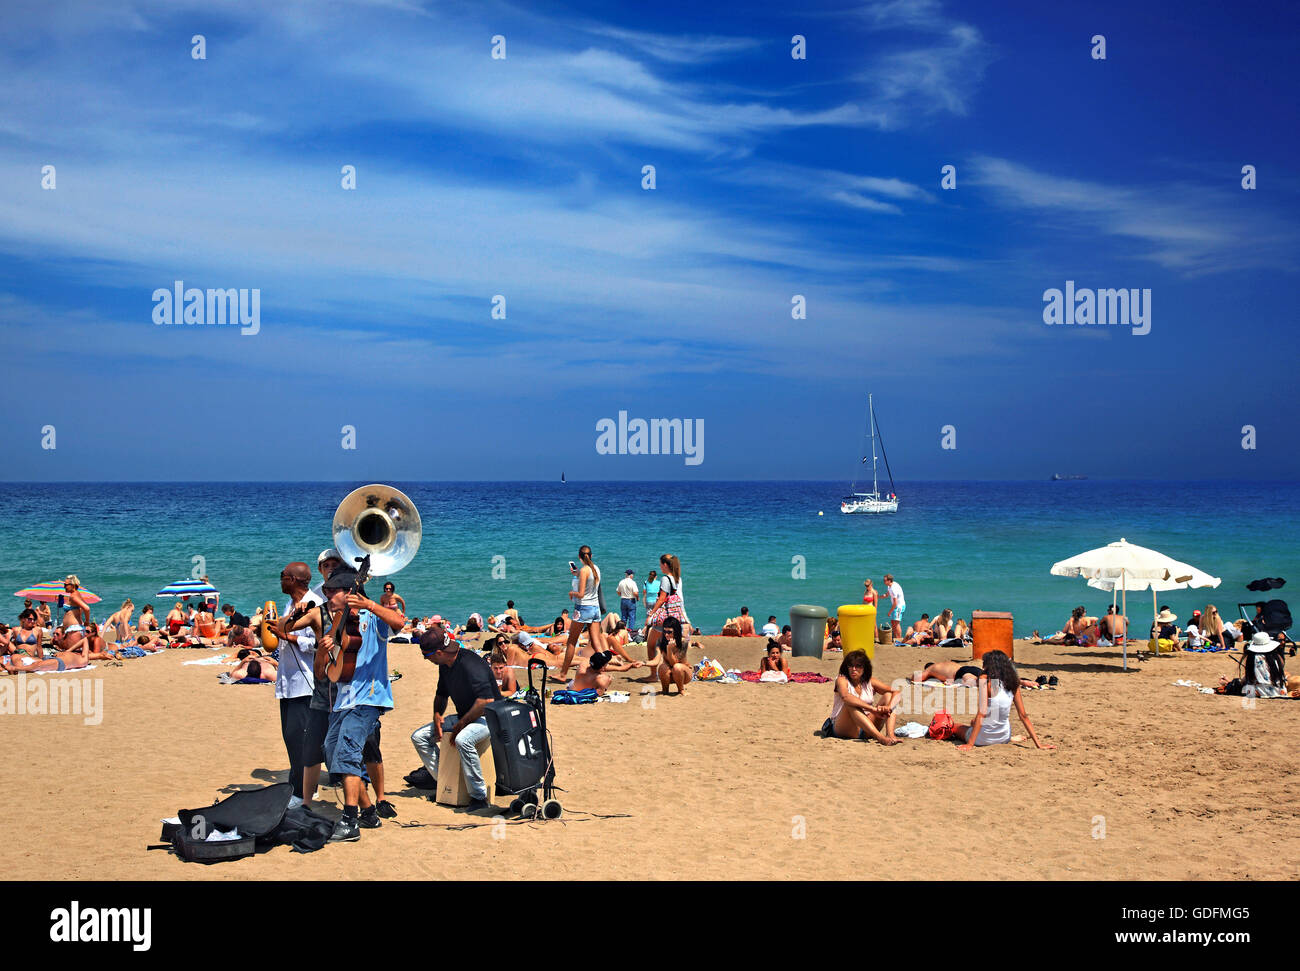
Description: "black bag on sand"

(172, 783), (293, 864)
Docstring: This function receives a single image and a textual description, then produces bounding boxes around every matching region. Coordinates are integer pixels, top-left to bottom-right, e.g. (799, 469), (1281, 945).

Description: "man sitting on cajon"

(409, 626), (502, 814)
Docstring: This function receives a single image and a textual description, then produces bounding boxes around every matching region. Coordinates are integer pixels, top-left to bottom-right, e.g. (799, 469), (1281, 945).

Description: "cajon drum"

(971, 610), (1014, 660)
(435, 733), (498, 807)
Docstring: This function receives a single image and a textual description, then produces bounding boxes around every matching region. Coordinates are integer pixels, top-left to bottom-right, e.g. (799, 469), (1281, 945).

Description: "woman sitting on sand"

(136, 603), (159, 633)
(81, 624), (120, 661)
(657, 617), (692, 696)
(759, 639), (792, 681)
(6, 609), (45, 659)
(1201, 605), (1227, 649)
(600, 614), (639, 663)
(826, 649), (899, 744)
(952, 651), (1054, 751)
(930, 609), (954, 641)
(165, 602), (188, 636)
(380, 582), (406, 616)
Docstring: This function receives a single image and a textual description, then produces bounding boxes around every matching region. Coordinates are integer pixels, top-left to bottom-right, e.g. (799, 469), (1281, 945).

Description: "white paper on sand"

(33, 665), (98, 675)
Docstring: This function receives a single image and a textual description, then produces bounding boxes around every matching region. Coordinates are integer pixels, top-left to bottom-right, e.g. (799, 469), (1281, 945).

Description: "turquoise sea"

(1, 481), (1296, 638)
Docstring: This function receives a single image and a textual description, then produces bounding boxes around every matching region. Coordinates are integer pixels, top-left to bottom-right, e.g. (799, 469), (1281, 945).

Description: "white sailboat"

(840, 393), (899, 514)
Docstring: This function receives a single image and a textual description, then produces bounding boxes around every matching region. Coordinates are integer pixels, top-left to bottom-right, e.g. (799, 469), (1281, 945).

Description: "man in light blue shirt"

(319, 568), (406, 842)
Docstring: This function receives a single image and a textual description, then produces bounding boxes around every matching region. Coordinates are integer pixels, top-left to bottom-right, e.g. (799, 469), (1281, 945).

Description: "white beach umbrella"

(1051, 538), (1219, 670)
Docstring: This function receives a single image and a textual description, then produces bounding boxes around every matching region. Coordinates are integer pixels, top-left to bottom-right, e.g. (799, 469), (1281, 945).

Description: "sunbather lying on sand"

(2, 642), (90, 673)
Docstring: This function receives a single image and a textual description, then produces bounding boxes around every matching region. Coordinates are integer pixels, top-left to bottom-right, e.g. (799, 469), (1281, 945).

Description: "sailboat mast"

(869, 393), (878, 496)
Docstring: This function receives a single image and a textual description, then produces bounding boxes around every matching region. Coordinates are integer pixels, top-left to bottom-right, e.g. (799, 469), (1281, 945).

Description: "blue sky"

(1, 0), (1297, 480)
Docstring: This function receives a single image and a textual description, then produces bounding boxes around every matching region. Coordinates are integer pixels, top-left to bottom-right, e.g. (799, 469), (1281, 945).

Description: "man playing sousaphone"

(315, 567), (405, 842)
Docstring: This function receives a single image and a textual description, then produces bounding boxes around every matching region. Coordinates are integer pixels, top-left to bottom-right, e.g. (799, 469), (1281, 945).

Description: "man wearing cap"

(408, 626), (502, 813)
(616, 569), (640, 633)
(270, 562), (323, 809)
(316, 568), (406, 841)
(311, 549), (345, 602)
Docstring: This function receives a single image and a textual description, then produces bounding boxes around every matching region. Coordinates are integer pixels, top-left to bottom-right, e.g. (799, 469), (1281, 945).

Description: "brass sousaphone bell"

(331, 484), (422, 577)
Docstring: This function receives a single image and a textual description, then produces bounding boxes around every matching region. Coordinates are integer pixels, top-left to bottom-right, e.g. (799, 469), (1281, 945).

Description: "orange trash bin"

(971, 610), (1014, 661)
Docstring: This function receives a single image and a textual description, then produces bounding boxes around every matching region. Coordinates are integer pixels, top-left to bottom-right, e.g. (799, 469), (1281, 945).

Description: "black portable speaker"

(485, 698), (547, 796)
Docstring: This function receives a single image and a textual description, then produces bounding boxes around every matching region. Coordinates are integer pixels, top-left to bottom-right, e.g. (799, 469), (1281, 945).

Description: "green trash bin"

(789, 604), (829, 658)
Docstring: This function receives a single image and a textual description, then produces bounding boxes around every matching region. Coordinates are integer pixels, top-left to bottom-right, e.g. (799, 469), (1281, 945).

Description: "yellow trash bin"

(838, 604), (877, 660)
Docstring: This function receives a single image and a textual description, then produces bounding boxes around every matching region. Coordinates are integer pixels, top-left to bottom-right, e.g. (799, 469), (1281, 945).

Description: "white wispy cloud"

(970, 156), (1298, 274)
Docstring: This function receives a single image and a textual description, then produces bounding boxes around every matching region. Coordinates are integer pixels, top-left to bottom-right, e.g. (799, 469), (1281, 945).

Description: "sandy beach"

(4, 636), (1298, 881)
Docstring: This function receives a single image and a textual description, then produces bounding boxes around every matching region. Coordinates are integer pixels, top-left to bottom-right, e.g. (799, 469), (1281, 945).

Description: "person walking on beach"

(558, 546), (611, 681)
(884, 574), (905, 643)
(617, 569), (640, 632)
(272, 562), (323, 808)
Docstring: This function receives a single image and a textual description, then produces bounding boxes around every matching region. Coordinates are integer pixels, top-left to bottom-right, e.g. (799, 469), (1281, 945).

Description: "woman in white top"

(557, 545), (611, 681)
(954, 651), (1053, 751)
(828, 650), (900, 744)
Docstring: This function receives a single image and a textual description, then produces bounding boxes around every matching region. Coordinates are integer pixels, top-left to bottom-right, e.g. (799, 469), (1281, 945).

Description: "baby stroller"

(1237, 598), (1294, 654)
(484, 657), (562, 820)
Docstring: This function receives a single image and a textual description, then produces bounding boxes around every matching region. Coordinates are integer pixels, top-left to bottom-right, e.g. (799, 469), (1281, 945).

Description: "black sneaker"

(329, 815), (361, 842)
(375, 799), (397, 819)
(464, 797), (494, 814)
(404, 767), (435, 789)
(359, 806), (382, 829)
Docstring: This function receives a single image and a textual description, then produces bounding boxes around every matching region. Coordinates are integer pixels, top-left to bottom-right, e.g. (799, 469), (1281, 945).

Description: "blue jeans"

(410, 713), (491, 801)
(620, 597), (637, 630)
(325, 704), (384, 777)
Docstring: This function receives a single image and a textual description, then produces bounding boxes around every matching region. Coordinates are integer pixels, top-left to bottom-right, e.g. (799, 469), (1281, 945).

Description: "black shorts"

(303, 703), (330, 766)
(955, 665), (983, 681)
(363, 722), (382, 764)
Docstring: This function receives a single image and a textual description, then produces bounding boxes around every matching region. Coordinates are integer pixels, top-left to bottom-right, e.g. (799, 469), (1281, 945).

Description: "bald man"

(272, 561), (324, 807)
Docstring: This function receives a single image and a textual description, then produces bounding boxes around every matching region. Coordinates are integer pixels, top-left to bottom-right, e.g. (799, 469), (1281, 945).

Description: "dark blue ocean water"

(1, 481), (1295, 637)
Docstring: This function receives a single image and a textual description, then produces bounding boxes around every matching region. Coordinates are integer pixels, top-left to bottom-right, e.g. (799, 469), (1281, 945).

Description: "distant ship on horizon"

(1051, 473), (1088, 480)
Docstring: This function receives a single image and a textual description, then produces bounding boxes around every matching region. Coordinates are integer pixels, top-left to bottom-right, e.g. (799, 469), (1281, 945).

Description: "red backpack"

(928, 710), (956, 741)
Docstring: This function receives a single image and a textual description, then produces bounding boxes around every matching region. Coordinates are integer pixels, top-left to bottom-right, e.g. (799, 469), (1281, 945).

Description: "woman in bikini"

(103, 600), (135, 645)
(568, 650), (637, 696)
(2, 636), (89, 674)
(862, 578), (878, 607)
(380, 582), (406, 616)
(137, 604), (159, 633)
(827, 649), (899, 744)
(59, 576), (92, 629)
(657, 617), (693, 696)
(81, 623), (120, 661)
(165, 602), (188, 636)
(6, 609), (45, 660)
(758, 639), (792, 679)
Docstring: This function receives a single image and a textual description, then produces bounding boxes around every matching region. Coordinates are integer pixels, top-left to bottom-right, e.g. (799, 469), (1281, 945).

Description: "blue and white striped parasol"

(156, 579), (220, 598)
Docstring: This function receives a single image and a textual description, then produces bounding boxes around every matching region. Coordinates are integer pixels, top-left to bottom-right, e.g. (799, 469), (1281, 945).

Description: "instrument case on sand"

(171, 782), (293, 864)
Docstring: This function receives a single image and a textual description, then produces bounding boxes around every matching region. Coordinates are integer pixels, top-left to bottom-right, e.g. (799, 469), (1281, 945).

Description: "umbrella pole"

(1121, 573), (1127, 671)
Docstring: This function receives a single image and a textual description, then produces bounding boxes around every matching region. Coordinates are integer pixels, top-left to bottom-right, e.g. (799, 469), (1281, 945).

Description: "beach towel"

(550, 688), (598, 705)
(183, 654), (229, 665)
(600, 691), (631, 703)
(33, 665), (97, 675)
(739, 671), (830, 683)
